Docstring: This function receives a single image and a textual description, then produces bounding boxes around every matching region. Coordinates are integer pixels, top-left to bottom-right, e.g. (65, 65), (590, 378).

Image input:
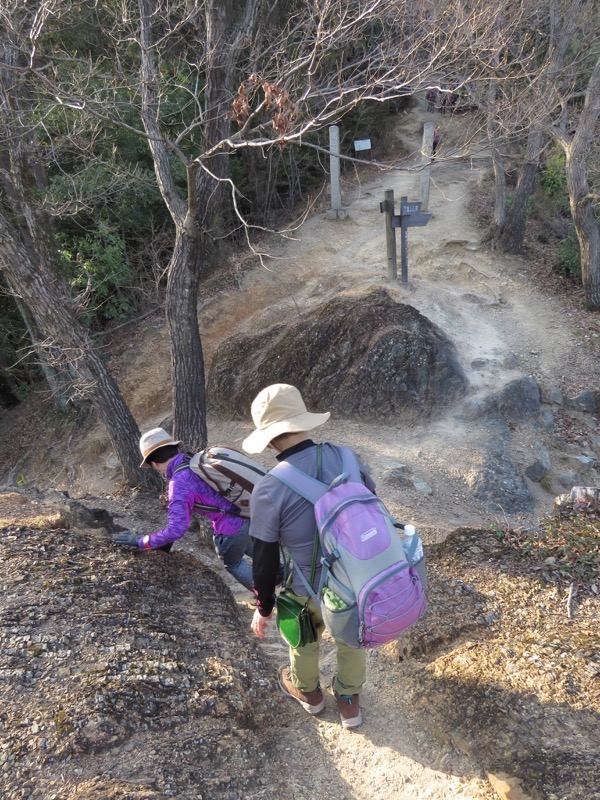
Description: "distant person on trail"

(432, 127), (441, 159)
(426, 89), (437, 113)
(244, 383), (376, 729)
(111, 428), (255, 591)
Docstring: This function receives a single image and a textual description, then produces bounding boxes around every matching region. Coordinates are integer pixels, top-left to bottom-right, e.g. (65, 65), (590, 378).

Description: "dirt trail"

(184, 540), (500, 800)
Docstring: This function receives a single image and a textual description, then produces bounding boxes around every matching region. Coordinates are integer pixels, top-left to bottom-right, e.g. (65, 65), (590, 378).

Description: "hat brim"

(139, 439), (182, 467)
(242, 411), (330, 454)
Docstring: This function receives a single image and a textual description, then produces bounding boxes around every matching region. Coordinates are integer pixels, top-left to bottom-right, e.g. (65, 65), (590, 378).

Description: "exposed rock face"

(0, 492), (285, 800)
(207, 288), (468, 420)
(466, 438), (534, 513)
(494, 376), (541, 422)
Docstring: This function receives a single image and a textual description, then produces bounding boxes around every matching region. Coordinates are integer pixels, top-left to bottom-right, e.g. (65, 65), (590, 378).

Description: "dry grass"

(494, 500), (600, 593)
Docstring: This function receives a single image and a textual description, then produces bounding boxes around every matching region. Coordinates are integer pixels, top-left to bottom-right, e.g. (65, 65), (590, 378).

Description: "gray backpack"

(271, 446), (426, 648)
(176, 446), (267, 517)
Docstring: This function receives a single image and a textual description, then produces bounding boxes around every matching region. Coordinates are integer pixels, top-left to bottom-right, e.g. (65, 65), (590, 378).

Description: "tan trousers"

(285, 592), (366, 696)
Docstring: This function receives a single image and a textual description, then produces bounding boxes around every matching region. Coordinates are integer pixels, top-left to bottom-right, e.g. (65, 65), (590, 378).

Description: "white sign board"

(353, 139), (372, 152)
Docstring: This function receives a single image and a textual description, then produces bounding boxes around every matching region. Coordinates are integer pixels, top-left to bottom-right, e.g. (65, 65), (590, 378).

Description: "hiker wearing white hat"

(112, 427), (255, 591)
(242, 383), (331, 455)
(244, 384), (375, 729)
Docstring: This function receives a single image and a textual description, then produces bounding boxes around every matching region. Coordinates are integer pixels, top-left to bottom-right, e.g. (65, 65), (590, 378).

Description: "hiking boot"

(277, 666), (325, 715)
(331, 676), (362, 729)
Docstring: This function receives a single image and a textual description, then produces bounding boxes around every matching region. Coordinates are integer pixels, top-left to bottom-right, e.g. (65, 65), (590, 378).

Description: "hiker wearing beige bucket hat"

(242, 383), (331, 454)
(112, 426), (256, 591)
(244, 384), (375, 729)
(138, 427), (182, 467)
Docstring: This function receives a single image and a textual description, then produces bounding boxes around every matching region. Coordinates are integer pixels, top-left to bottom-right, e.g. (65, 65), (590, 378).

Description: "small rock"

(525, 460), (547, 482)
(564, 390), (596, 413)
(487, 771), (533, 800)
(538, 383), (563, 406)
(412, 477), (433, 495)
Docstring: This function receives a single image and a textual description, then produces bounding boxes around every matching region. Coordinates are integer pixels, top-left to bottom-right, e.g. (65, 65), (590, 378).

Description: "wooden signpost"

(380, 191), (432, 282)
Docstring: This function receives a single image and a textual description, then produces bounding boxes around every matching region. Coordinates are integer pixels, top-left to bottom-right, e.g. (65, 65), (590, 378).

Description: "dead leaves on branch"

(229, 74), (298, 141)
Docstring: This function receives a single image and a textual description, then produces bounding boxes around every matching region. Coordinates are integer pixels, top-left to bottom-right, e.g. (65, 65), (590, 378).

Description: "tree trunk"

(496, 131), (545, 254)
(558, 56), (600, 308)
(0, 347), (21, 407)
(138, 0), (209, 447)
(485, 80), (506, 243)
(0, 210), (161, 488)
(12, 291), (74, 412)
(137, 0), (245, 447)
(490, 144), (506, 240)
(566, 151), (600, 308)
(166, 230), (207, 449)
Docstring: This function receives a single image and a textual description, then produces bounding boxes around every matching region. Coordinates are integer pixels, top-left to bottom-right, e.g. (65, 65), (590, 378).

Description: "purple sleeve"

(142, 469), (244, 549)
(143, 473), (195, 550)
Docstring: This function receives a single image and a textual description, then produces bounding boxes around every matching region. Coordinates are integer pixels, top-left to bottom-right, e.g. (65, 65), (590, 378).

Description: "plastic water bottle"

(402, 524), (427, 589)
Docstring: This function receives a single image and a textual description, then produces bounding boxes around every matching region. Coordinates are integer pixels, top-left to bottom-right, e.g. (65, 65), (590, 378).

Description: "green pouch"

(275, 591), (317, 648)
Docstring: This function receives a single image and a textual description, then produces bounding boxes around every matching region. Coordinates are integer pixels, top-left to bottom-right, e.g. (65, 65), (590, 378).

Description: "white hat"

(139, 427), (182, 467)
(242, 384), (330, 454)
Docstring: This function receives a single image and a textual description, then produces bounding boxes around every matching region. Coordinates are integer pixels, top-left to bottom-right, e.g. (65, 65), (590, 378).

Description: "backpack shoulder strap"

(173, 455), (241, 516)
(271, 444), (363, 501)
(337, 446), (363, 483)
(270, 461), (327, 505)
(173, 454), (192, 474)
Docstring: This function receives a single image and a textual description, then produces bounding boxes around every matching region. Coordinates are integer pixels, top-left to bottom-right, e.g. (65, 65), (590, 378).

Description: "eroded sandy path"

(186, 542), (498, 800)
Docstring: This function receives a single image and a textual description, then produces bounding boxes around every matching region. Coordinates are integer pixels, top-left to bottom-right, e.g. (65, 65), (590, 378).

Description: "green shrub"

(60, 223), (134, 327)
(541, 151), (567, 197)
(554, 229), (581, 280)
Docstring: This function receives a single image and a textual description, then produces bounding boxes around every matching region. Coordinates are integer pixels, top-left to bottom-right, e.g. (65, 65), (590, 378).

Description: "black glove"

(112, 531), (140, 548)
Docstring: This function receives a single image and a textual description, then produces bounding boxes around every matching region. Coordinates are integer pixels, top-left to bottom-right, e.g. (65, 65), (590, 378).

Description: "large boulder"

(207, 288), (468, 420)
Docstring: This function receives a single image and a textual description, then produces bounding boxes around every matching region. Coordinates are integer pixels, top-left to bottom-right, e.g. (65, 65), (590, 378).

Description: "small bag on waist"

(275, 590), (317, 648)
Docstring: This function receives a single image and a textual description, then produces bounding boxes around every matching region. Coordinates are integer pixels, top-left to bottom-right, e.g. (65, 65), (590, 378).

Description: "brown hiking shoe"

(332, 677), (362, 729)
(277, 666), (325, 715)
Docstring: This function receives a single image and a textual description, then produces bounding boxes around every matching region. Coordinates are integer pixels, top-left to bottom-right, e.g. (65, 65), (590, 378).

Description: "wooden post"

(420, 121), (435, 212)
(383, 196), (431, 285)
(325, 125), (348, 219)
(329, 125), (342, 213)
(400, 195), (408, 283)
(384, 189), (397, 281)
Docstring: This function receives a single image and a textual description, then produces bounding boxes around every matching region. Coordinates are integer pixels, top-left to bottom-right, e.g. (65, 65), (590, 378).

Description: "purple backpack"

(271, 446), (426, 649)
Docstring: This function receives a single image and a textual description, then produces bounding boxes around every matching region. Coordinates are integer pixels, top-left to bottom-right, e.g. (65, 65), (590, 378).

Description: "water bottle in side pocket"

(401, 524), (427, 590)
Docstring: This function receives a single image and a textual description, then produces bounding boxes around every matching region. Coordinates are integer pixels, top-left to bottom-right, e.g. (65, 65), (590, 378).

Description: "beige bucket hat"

(242, 384), (330, 454)
(139, 427), (182, 467)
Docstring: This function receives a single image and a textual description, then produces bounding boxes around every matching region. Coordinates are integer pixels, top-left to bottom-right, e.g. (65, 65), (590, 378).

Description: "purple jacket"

(139, 452), (245, 549)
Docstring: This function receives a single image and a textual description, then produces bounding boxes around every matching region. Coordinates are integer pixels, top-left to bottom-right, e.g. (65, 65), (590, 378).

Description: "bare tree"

(551, 55), (600, 307)
(493, 129), (546, 253)
(5, 0), (577, 459)
(25, 1), (522, 440)
(492, 0), (586, 254)
(465, 0), (600, 304)
(0, 4), (160, 487)
(0, 209), (160, 488)
(500, 0), (600, 307)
